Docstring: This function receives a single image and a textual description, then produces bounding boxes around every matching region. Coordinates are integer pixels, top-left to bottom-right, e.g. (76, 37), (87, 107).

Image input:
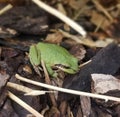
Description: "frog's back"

(36, 42), (78, 69)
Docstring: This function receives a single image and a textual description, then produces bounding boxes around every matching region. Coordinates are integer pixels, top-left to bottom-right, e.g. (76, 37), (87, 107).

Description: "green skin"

(29, 42), (78, 77)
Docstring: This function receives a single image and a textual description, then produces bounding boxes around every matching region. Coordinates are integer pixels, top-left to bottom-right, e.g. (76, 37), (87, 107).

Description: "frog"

(29, 42), (78, 77)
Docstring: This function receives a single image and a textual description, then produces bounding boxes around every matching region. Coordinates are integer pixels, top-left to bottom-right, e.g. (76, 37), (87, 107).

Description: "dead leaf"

(90, 10), (111, 31)
(68, 0), (89, 10)
(45, 31), (64, 44)
(70, 44), (86, 61)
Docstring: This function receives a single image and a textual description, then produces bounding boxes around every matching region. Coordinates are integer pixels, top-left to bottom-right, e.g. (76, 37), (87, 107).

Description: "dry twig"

(41, 60), (57, 107)
(15, 74), (120, 102)
(8, 91), (43, 117)
(32, 0), (87, 37)
(0, 4), (13, 15)
(92, 0), (113, 21)
(7, 82), (53, 96)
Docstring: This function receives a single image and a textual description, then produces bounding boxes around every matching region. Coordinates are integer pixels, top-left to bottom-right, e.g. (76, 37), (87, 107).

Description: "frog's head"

(29, 45), (41, 66)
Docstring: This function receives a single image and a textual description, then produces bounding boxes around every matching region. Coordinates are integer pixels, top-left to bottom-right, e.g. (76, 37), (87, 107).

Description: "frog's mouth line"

(53, 64), (70, 69)
(51, 64), (76, 73)
(54, 64), (76, 72)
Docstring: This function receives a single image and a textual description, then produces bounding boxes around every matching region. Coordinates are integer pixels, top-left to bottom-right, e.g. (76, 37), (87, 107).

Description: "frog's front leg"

(46, 64), (57, 78)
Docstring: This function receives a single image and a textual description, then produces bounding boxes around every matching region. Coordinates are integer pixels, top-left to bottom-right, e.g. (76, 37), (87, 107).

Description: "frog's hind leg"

(46, 64), (57, 78)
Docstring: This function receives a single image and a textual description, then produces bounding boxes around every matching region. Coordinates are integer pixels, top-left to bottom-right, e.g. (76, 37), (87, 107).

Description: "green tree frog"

(29, 42), (78, 77)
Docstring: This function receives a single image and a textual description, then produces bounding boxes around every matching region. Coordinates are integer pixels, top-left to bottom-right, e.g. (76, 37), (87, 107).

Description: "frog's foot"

(46, 64), (58, 78)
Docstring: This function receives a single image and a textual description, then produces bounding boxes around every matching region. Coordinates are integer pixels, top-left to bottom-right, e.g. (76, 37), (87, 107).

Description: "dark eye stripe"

(54, 64), (70, 69)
